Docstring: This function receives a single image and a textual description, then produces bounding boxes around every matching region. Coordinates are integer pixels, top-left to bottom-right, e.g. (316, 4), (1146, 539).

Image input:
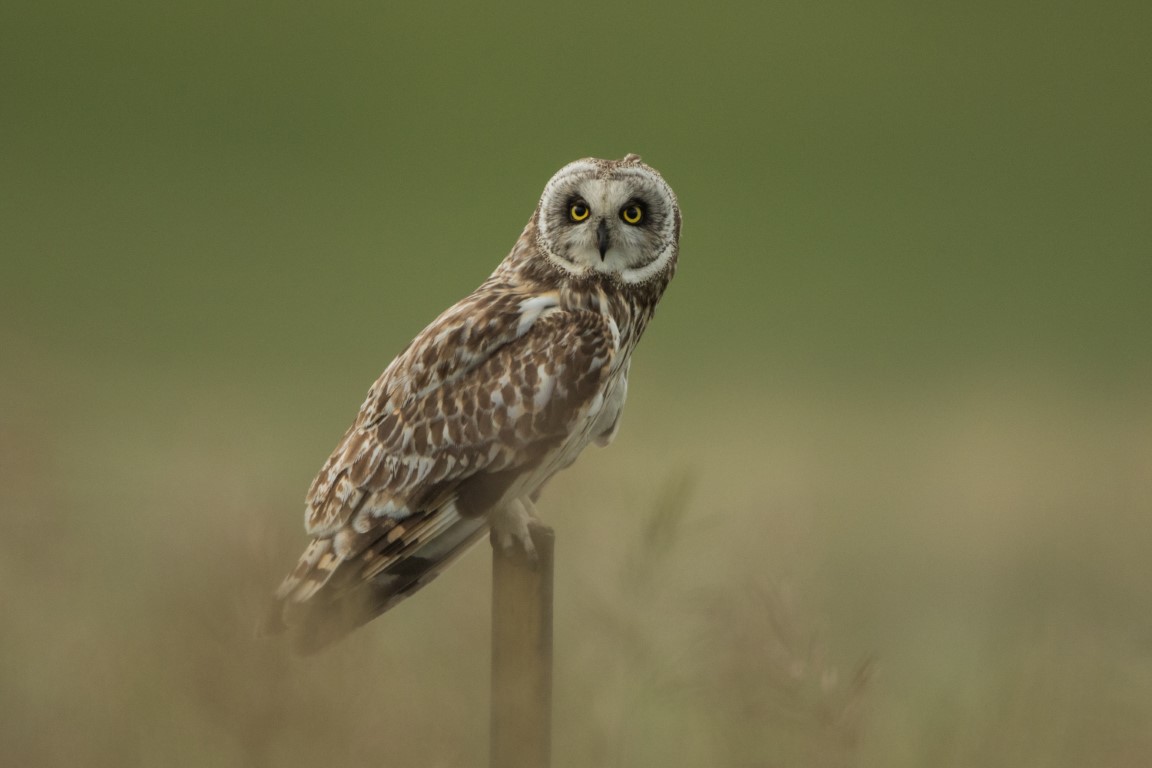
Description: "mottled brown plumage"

(264, 155), (680, 653)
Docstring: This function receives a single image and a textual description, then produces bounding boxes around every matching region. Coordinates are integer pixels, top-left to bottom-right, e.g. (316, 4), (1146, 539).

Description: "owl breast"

(499, 354), (629, 509)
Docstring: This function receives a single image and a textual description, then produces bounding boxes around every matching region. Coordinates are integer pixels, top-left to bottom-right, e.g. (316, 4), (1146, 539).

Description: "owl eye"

(569, 201), (591, 222)
(620, 204), (644, 225)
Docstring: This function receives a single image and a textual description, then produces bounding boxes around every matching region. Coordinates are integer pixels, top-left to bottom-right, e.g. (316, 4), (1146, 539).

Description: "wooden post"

(490, 524), (554, 768)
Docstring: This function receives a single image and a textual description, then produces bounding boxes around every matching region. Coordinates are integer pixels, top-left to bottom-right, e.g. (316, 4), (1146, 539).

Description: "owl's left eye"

(620, 204), (644, 225)
(569, 201), (591, 222)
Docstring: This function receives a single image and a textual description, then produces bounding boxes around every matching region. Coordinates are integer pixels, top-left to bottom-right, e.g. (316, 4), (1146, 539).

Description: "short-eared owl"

(264, 155), (681, 652)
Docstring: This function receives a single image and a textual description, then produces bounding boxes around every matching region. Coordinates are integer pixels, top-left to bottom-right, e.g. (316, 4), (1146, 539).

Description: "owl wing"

(265, 293), (618, 652)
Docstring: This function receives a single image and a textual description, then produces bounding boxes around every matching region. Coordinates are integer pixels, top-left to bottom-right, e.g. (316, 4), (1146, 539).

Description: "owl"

(263, 154), (681, 653)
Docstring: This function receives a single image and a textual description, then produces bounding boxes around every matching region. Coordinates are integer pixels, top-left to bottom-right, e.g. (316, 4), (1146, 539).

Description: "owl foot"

(489, 498), (542, 565)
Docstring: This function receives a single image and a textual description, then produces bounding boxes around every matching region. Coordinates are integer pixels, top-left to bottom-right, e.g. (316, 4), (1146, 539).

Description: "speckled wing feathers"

(304, 284), (542, 538)
(267, 297), (618, 648)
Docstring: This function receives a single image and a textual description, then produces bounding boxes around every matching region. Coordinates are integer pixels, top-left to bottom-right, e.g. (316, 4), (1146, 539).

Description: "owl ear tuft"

(621, 153), (643, 165)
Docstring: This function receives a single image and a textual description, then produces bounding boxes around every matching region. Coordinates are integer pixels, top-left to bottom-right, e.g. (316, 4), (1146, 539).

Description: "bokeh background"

(2, 1), (1151, 766)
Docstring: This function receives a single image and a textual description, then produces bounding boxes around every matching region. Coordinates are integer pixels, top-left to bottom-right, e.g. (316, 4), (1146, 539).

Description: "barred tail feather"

(261, 509), (489, 654)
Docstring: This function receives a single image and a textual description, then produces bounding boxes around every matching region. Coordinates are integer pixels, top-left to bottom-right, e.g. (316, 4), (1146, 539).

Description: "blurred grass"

(3, 360), (1151, 766)
(2, 0), (1152, 765)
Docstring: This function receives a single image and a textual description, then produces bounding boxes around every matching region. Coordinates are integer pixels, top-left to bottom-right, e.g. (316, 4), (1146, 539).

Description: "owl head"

(534, 154), (681, 284)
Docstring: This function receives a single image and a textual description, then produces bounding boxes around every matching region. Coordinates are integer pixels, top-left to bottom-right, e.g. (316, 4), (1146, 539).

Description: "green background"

(2, 1), (1150, 766)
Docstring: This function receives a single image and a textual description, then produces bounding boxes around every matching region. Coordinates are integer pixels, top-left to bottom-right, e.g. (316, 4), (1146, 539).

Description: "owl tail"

(260, 510), (489, 655)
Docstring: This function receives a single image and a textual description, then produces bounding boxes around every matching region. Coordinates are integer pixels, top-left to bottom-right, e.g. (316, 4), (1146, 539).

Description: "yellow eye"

(621, 204), (643, 225)
(569, 201), (591, 222)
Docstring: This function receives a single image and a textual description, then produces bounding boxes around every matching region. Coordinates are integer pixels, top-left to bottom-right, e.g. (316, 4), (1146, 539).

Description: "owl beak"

(596, 219), (610, 260)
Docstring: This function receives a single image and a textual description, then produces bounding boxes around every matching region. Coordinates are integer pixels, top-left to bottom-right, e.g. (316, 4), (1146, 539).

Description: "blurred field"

(2, 0), (1151, 766)
(3, 365), (1151, 767)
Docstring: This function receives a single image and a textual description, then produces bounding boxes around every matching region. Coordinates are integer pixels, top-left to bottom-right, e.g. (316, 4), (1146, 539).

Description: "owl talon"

(490, 499), (539, 564)
(494, 528), (538, 564)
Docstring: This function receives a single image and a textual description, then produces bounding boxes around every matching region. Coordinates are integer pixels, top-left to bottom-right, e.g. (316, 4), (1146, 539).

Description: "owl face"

(535, 155), (680, 284)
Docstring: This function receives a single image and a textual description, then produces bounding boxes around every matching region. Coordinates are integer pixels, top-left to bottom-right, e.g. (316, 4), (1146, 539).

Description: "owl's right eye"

(569, 201), (591, 222)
